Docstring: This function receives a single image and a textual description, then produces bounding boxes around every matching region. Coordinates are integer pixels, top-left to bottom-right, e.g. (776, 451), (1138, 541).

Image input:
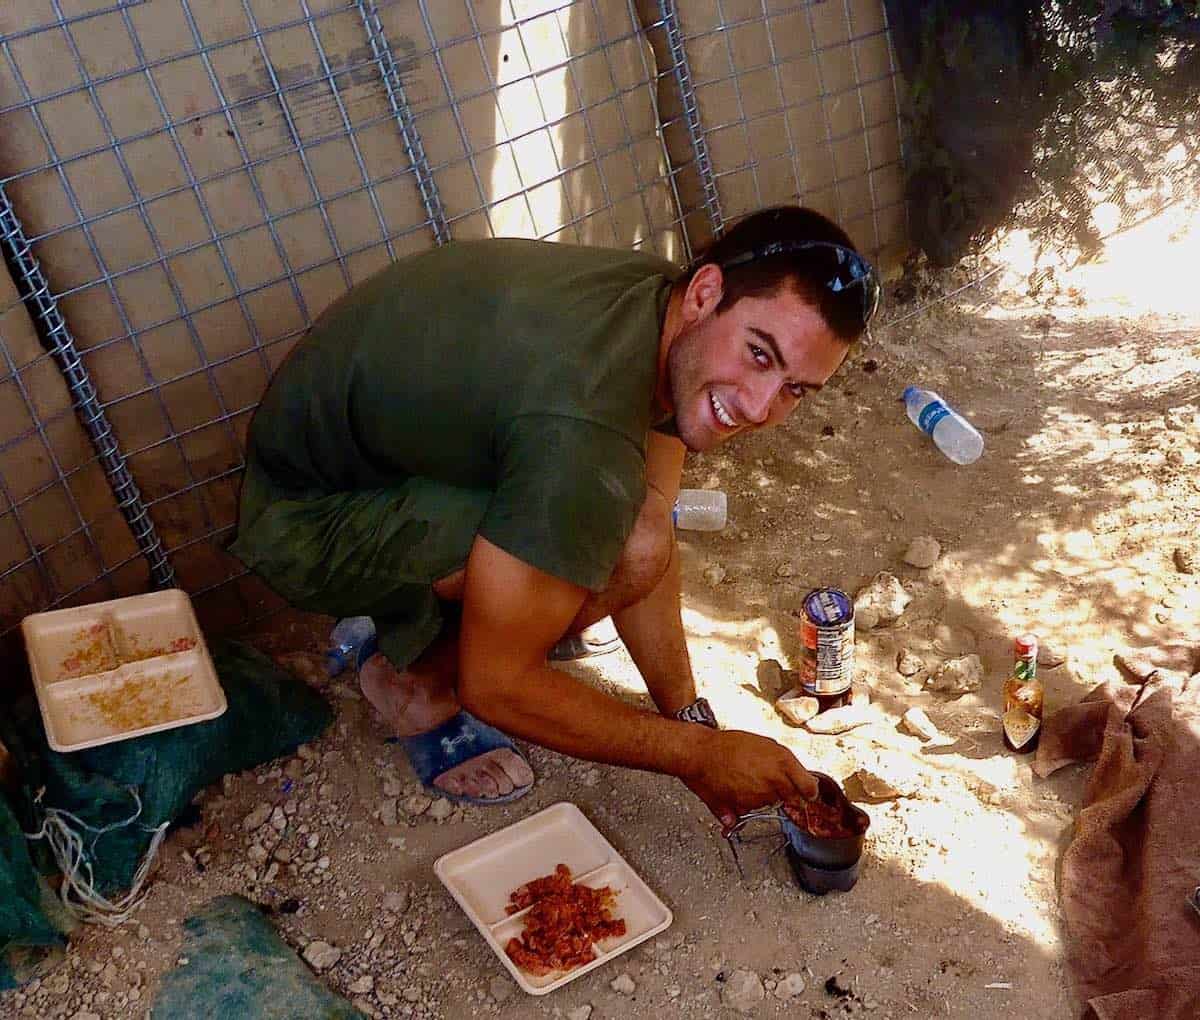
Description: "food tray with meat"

(434, 801), (672, 995)
(21, 589), (225, 752)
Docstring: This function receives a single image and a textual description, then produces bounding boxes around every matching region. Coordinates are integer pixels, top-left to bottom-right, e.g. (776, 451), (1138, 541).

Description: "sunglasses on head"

(718, 240), (881, 328)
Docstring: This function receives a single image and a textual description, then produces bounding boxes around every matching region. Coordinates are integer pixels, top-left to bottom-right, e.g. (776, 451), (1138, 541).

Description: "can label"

(799, 588), (854, 695)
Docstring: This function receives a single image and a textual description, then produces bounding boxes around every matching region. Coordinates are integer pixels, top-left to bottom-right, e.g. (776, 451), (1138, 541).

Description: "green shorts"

(230, 465), (490, 669)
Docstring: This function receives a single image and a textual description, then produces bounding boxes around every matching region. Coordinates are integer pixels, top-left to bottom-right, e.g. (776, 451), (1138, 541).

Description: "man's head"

(660, 206), (879, 453)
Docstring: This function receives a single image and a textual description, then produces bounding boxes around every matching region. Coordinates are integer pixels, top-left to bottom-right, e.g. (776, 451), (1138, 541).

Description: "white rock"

(774, 972), (806, 999)
(850, 754), (919, 799)
(270, 806), (288, 832)
(854, 572), (912, 630)
(383, 890), (410, 915)
(805, 704), (874, 735)
(703, 564), (727, 586)
(247, 843), (268, 864)
(721, 970), (765, 1014)
(403, 794), (432, 817)
(775, 688), (819, 726)
(347, 975), (374, 995)
(901, 707), (943, 743)
(302, 941), (341, 971)
(1037, 643), (1067, 669)
(610, 972), (636, 995)
(775, 562), (794, 578)
(488, 975), (513, 1003)
(850, 682), (871, 707)
(379, 799), (398, 827)
(242, 804), (272, 832)
(566, 1006), (593, 1020)
(896, 648), (924, 677)
(903, 536), (941, 569)
(926, 654), (983, 695)
(428, 798), (454, 822)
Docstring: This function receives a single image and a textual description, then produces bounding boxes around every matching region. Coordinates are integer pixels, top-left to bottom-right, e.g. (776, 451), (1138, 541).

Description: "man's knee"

(612, 488), (673, 599)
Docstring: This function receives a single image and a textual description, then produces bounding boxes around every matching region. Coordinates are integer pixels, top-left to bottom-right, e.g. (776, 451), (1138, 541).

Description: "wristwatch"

(674, 696), (719, 729)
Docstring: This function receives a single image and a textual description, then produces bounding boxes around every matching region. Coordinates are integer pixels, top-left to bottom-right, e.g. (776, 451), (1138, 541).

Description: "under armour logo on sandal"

(441, 731), (479, 756)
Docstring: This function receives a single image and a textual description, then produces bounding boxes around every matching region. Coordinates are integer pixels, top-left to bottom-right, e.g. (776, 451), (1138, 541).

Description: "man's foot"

(360, 653), (533, 801)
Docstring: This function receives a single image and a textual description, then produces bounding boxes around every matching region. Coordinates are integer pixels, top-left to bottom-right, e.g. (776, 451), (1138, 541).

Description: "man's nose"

(743, 379), (781, 424)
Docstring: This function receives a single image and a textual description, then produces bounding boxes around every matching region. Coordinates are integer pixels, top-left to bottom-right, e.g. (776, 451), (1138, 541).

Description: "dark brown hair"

(687, 206), (867, 342)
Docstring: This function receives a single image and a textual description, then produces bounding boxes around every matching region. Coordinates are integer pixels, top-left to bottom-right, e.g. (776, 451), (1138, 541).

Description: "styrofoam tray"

(434, 801), (673, 995)
(21, 589), (226, 752)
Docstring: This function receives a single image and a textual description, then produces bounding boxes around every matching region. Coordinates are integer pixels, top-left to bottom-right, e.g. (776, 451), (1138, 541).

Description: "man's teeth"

(710, 392), (736, 428)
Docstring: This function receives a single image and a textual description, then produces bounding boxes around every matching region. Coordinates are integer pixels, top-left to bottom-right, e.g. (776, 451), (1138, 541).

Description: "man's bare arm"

(455, 534), (815, 821)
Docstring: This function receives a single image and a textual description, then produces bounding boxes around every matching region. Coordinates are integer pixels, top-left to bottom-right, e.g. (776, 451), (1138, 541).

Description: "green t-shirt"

(238, 238), (681, 592)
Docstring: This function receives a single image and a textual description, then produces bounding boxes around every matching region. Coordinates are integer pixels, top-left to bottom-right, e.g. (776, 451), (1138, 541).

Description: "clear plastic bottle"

(325, 615), (377, 676)
(902, 386), (984, 465)
(673, 489), (727, 531)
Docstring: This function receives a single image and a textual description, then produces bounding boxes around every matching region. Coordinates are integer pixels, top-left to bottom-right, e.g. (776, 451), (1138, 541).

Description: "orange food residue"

(59, 621), (197, 680)
(83, 671), (194, 731)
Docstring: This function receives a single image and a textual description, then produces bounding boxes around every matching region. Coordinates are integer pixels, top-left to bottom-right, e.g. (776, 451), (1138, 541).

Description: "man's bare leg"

(359, 633), (533, 800)
(359, 492), (671, 800)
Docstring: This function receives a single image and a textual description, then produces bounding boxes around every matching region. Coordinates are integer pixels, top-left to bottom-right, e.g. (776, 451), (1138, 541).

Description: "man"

(230, 205), (880, 828)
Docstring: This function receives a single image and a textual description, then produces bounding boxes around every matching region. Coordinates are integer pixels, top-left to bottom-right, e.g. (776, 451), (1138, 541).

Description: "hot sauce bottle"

(1003, 634), (1043, 753)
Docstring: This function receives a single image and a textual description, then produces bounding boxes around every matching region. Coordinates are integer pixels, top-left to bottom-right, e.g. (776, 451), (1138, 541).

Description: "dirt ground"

(5, 212), (1199, 1020)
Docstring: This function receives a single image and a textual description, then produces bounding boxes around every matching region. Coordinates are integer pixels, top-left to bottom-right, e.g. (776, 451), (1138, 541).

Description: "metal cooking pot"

(726, 772), (870, 893)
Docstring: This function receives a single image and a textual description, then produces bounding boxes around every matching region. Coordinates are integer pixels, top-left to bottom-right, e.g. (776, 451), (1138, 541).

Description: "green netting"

(0, 640), (333, 914)
(151, 896), (363, 1020)
(0, 792), (66, 991)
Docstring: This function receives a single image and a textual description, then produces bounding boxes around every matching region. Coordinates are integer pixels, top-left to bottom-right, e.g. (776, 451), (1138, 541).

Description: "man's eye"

(787, 384), (807, 399)
(749, 344), (770, 367)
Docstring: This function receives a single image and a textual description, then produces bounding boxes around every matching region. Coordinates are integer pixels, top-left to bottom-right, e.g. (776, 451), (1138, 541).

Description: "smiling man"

(230, 205), (879, 825)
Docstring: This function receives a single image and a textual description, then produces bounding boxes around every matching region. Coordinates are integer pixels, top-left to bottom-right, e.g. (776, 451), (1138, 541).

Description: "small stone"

(854, 572), (912, 630)
(264, 862), (279, 883)
(757, 658), (785, 697)
(352, 999), (378, 1018)
(428, 798), (454, 822)
(383, 889), (410, 913)
(849, 754), (919, 800)
(302, 941), (341, 971)
(317, 855), (330, 871)
(100, 963), (117, 986)
(297, 743), (318, 761)
(137, 923), (150, 940)
(247, 843), (269, 864)
(1173, 547), (1196, 574)
(610, 972), (636, 995)
(274, 846), (293, 864)
(582, 768), (600, 786)
(242, 804), (272, 832)
(382, 777), (403, 797)
(403, 985), (422, 1002)
(903, 536), (941, 569)
(901, 707), (943, 743)
(775, 562), (795, 578)
(567, 1006), (594, 1020)
(703, 564), (727, 586)
(805, 704), (874, 735)
(812, 532), (833, 542)
(776, 689), (820, 726)
(403, 794), (433, 817)
(270, 806), (287, 832)
(306, 833), (320, 850)
(379, 799), (398, 826)
(926, 654), (983, 695)
(849, 682), (871, 707)
(896, 649), (924, 677)
(721, 969), (765, 1013)
(70, 1013), (100, 1020)
(488, 975), (513, 1003)
(774, 972), (806, 999)
(1037, 643), (1067, 668)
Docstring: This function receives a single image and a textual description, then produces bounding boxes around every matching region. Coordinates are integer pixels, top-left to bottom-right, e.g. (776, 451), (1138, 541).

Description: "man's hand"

(681, 728), (818, 831)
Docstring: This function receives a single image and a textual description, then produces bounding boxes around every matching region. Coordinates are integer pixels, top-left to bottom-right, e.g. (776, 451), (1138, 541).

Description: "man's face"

(666, 280), (849, 453)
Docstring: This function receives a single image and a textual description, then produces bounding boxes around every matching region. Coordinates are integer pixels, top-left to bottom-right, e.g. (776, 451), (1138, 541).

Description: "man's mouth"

(709, 391), (737, 430)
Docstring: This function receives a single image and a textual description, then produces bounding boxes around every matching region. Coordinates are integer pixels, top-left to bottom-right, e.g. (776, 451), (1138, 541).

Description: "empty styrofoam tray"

(21, 589), (225, 752)
(434, 801), (673, 995)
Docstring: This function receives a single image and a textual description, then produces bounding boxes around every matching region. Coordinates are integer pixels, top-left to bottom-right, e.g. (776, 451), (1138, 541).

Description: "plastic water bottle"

(902, 387), (984, 465)
(673, 489), (727, 531)
(325, 616), (377, 676)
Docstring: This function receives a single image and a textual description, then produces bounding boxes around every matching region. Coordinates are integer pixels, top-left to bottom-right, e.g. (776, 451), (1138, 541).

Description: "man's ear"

(682, 263), (724, 324)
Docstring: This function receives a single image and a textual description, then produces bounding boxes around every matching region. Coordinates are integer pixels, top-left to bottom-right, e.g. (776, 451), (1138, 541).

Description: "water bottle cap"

(902, 385), (918, 401)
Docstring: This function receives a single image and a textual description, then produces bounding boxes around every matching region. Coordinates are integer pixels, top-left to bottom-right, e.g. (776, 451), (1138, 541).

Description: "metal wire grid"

(645, 0), (908, 258)
(0, 0), (907, 641)
(0, 0), (692, 634)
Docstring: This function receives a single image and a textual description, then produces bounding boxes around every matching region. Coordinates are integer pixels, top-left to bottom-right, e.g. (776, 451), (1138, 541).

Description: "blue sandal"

(388, 711), (533, 806)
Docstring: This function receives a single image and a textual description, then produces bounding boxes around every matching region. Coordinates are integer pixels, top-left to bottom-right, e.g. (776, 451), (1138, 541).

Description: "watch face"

(677, 698), (718, 728)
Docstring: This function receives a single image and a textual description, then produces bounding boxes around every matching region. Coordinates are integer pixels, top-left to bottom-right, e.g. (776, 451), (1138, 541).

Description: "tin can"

(799, 588), (854, 696)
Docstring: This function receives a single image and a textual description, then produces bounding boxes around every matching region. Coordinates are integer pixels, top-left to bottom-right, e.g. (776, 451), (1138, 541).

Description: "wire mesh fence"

(0, 0), (906, 652)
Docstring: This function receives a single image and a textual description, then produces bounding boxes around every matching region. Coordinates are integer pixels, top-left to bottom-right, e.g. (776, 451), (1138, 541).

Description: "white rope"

(24, 787), (169, 928)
